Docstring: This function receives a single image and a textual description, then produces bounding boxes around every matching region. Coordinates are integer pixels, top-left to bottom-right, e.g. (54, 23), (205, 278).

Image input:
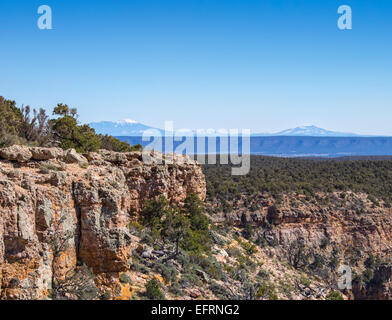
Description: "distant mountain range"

(90, 121), (366, 137)
(263, 125), (359, 137)
(116, 135), (392, 158)
(89, 120), (392, 157)
(90, 119), (163, 136)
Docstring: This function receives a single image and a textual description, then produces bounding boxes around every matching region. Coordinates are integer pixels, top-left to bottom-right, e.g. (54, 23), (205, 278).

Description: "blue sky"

(1, 0), (391, 134)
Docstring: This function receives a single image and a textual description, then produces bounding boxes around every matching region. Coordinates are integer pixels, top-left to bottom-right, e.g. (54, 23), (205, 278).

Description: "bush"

(39, 163), (61, 174)
(119, 273), (132, 285)
(9, 278), (20, 288)
(99, 134), (132, 152)
(184, 192), (205, 217)
(52, 265), (98, 300)
(140, 233), (154, 245)
(175, 251), (191, 268)
(131, 261), (150, 274)
(0, 96), (52, 147)
(209, 229), (226, 246)
(194, 255), (224, 281)
(255, 234), (268, 248)
(226, 246), (242, 259)
(0, 97), (22, 146)
(326, 291), (344, 300)
(179, 272), (200, 287)
(145, 278), (165, 300)
(300, 274), (311, 287)
(128, 221), (143, 235)
(257, 268), (270, 280)
(310, 254), (326, 272)
(232, 269), (248, 282)
(241, 241), (257, 256)
(208, 281), (230, 299)
(101, 290), (111, 300)
(168, 282), (183, 296)
(181, 228), (210, 254)
(181, 193), (211, 253)
(154, 263), (178, 283)
(141, 196), (169, 228)
(256, 281), (278, 300)
(50, 105), (101, 152)
(242, 224), (254, 240)
(363, 268), (374, 284)
(141, 195), (210, 255)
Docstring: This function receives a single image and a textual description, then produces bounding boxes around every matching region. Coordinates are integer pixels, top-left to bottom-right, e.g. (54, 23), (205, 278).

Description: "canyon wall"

(212, 193), (392, 299)
(0, 146), (205, 299)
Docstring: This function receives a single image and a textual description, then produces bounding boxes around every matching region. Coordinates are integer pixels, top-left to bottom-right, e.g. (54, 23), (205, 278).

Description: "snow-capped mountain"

(270, 125), (359, 137)
(89, 119), (162, 136)
(90, 121), (361, 138)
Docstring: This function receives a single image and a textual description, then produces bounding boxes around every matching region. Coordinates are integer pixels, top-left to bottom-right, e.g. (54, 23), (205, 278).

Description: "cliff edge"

(0, 145), (205, 299)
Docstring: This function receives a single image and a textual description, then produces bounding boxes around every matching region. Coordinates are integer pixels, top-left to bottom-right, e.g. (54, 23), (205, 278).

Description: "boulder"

(98, 150), (127, 164)
(87, 152), (103, 162)
(0, 145), (32, 163)
(142, 249), (154, 259)
(30, 147), (63, 160)
(188, 288), (202, 299)
(64, 149), (88, 165)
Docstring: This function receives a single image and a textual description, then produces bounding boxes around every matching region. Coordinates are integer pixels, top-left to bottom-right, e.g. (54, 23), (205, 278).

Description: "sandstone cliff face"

(0, 146), (205, 299)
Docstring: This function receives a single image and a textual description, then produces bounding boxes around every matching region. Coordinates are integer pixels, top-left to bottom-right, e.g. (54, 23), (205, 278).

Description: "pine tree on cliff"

(50, 104), (101, 153)
(50, 103), (138, 153)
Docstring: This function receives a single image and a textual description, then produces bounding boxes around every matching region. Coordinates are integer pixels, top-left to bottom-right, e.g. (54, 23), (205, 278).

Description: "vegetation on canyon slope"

(202, 157), (392, 300)
(124, 190), (389, 300)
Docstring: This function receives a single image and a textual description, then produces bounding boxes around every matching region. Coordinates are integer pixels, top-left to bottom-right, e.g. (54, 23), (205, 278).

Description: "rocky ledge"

(0, 146), (206, 299)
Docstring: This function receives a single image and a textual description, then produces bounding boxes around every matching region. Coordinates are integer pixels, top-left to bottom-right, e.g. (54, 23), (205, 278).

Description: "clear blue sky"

(1, 0), (391, 134)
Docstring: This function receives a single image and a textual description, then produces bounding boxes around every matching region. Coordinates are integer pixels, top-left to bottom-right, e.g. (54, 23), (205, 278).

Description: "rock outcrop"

(0, 146), (206, 299)
(30, 147), (64, 161)
(0, 145), (33, 163)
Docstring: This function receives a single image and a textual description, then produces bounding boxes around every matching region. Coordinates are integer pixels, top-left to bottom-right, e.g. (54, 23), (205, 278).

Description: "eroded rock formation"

(0, 146), (205, 299)
(210, 192), (392, 299)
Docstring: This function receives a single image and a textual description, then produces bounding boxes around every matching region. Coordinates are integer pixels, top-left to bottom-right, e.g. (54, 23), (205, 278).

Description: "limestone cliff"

(0, 146), (205, 299)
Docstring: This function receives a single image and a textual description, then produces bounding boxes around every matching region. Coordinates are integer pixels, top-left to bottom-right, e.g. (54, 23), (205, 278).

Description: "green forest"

(203, 156), (392, 206)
